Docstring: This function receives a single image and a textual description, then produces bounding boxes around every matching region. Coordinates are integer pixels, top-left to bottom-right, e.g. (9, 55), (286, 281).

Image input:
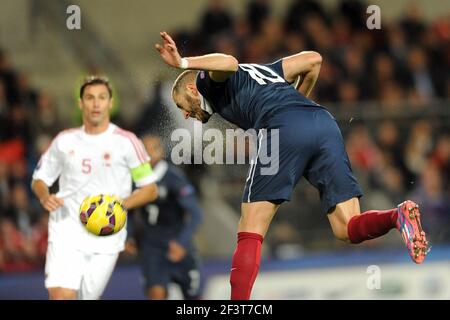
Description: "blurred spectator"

(246, 0), (272, 35)
(338, 0), (366, 30)
(0, 139), (25, 166)
(315, 61), (338, 103)
(405, 120), (433, 176)
(134, 81), (177, 137)
(345, 123), (379, 171)
(242, 37), (270, 63)
(304, 15), (334, 53)
(0, 49), (19, 105)
(409, 163), (450, 243)
(8, 183), (36, 236)
(400, 3), (426, 45)
(251, 18), (283, 59)
(378, 81), (405, 114)
(375, 121), (414, 187)
(212, 34), (239, 57)
(0, 79), (8, 119)
(281, 32), (306, 56)
(13, 104), (33, 142)
(284, 0), (326, 33)
(429, 134), (450, 188)
(200, 0), (234, 39)
(32, 92), (63, 137)
(337, 80), (360, 113)
(341, 48), (369, 98)
(371, 164), (406, 204)
(0, 160), (10, 212)
(387, 24), (409, 63)
(371, 54), (403, 100)
(332, 17), (353, 50)
(16, 72), (38, 110)
(405, 47), (439, 102)
(0, 218), (37, 272)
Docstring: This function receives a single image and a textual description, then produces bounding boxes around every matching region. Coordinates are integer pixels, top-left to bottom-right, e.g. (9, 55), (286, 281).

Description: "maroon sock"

(230, 232), (263, 300)
(347, 209), (398, 244)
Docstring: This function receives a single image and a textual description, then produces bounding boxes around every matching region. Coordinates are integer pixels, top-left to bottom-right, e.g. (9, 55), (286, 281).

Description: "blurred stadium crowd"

(1, 0), (449, 271)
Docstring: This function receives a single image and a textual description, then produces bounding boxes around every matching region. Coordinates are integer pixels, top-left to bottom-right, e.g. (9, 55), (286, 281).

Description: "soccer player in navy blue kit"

(155, 31), (430, 300)
(131, 135), (203, 300)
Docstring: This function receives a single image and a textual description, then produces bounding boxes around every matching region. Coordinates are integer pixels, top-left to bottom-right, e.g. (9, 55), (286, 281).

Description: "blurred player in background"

(127, 135), (203, 300)
(31, 76), (158, 300)
(155, 31), (430, 300)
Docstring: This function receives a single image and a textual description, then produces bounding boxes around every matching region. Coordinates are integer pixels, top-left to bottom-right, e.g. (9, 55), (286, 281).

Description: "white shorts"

(45, 242), (119, 300)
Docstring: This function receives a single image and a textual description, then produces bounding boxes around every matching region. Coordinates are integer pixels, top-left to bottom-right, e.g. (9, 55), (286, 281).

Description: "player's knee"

(239, 214), (267, 231)
(331, 223), (350, 242)
(147, 286), (167, 300)
(239, 202), (278, 235)
(333, 229), (350, 242)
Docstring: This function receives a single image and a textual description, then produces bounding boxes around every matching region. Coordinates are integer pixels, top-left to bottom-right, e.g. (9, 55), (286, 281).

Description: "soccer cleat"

(396, 200), (430, 264)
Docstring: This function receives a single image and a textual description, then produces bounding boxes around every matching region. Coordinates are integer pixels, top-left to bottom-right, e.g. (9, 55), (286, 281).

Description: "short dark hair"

(172, 70), (198, 98)
(79, 75), (113, 98)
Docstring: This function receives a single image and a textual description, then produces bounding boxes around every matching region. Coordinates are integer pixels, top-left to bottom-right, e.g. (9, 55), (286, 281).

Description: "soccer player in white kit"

(31, 76), (158, 300)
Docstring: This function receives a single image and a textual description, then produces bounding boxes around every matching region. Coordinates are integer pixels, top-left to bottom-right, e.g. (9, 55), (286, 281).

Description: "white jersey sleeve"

(121, 132), (156, 187)
(32, 135), (63, 186)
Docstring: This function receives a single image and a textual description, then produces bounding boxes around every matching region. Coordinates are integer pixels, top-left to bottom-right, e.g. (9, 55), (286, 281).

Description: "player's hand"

(167, 240), (186, 263)
(40, 194), (64, 212)
(155, 31), (182, 68)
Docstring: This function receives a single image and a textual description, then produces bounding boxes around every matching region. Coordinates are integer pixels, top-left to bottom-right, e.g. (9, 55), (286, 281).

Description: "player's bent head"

(172, 70), (198, 101)
(171, 70), (211, 123)
(80, 75), (113, 100)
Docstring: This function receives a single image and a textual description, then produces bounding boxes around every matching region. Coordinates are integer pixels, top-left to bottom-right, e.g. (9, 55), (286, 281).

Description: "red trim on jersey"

(113, 128), (147, 164)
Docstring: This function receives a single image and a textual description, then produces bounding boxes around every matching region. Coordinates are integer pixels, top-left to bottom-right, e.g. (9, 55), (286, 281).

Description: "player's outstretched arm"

(122, 183), (158, 210)
(281, 51), (322, 97)
(155, 31), (238, 82)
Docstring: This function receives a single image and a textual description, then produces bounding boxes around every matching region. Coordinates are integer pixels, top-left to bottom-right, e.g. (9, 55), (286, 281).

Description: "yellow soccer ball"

(79, 194), (127, 236)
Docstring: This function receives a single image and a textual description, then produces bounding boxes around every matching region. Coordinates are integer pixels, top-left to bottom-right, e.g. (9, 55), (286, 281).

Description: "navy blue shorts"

(140, 245), (202, 299)
(242, 106), (363, 213)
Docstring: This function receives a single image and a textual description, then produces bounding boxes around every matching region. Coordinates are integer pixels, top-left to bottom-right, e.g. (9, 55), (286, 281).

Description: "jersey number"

(147, 204), (159, 225)
(82, 159), (91, 174)
(239, 64), (285, 85)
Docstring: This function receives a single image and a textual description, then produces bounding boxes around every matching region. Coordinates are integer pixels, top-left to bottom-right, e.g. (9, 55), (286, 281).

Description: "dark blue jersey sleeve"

(173, 173), (203, 248)
(176, 193), (203, 248)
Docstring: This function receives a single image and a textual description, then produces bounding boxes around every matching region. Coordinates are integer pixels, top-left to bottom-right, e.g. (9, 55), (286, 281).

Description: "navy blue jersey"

(196, 59), (322, 130)
(139, 161), (203, 250)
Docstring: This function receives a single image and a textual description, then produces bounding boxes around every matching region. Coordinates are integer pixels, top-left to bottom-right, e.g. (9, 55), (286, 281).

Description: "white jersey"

(33, 123), (156, 253)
